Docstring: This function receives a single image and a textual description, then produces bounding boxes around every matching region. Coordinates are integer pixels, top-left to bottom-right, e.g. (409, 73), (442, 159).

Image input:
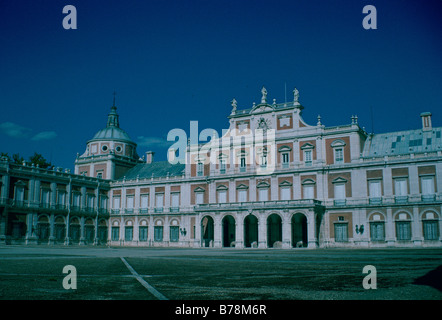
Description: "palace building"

(1, 87), (441, 248)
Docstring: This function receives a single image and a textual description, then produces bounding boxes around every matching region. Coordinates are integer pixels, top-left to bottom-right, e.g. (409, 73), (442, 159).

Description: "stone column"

(235, 212), (244, 248)
(412, 206), (422, 246)
(385, 208), (395, 246)
(282, 212), (291, 248)
(214, 214), (222, 248)
(50, 182), (57, 209)
(1, 174), (10, 202)
(79, 216), (85, 245)
(49, 214), (55, 244)
(134, 215), (139, 244)
(307, 211), (317, 248)
(258, 212), (267, 248)
(195, 214), (202, 248)
(0, 208), (8, 243)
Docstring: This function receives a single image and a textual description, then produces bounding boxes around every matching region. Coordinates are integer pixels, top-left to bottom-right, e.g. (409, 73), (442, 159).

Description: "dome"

(87, 104), (136, 145)
(90, 126), (135, 144)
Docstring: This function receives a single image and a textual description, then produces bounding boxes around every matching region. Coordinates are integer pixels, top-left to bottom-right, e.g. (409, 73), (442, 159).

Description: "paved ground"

(0, 245), (441, 300)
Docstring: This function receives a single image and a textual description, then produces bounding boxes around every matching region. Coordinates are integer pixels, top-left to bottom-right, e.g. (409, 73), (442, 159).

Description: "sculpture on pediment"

(231, 98), (237, 114)
(261, 86), (267, 104)
(293, 87), (299, 103)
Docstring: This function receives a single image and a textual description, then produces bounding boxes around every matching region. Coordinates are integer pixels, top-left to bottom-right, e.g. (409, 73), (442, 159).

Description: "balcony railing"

(195, 199), (322, 211)
(333, 199), (347, 206)
(139, 208), (149, 214)
(170, 207), (180, 213)
(421, 194), (436, 202)
(369, 197), (382, 205)
(394, 196), (408, 204)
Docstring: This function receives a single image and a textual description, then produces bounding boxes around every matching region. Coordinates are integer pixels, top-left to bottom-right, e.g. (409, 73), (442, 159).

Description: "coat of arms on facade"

(257, 117), (270, 133)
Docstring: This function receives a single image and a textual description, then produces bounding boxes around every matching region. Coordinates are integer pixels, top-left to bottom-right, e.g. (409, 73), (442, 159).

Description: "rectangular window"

(238, 189), (247, 202)
(155, 193), (164, 212)
(126, 196), (134, 213)
(369, 180), (382, 198)
(140, 195), (149, 213)
(260, 154), (267, 168)
(111, 227), (120, 241)
(72, 193), (80, 209)
(171, 193), (180, 208)
(280, 187), (291, 200)
(259, 188), (268, 202)
(334, 184), (346, 199)
(196, 191), (204, 204)
(370, 222), (385, 241)
(334, 148), (344, 164)
(57, 192), (66, 207)
(240, 157), (246, 172)
(170, 226), (179, 242)
(396, 221), (411, 240)
(423, 221), (439, 240)
(100, 196), (107, 210)
(218, 190), (227, 203)
(303, 185), (314, 199)
(220, 159), (226, 174)
(154, 226), (163, 242)
(41, 189), (50, 206)
(197, 162), (204, 176)
(394, 179), (408, 196)
(87, 195), (95, 212)
(15, 186), (24, 202)
(421, 176), (435, 195)
(125, 226), (133, 241)
(113, 197), (120, 210)
(282, 153), (289, 168)
(139, 226), (148, 241)
(334, 223), (348, 242)
(304, 150), (312, 166)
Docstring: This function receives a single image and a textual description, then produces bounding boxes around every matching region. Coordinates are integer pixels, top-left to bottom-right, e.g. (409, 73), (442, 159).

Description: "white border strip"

(120, 257), (168, 300)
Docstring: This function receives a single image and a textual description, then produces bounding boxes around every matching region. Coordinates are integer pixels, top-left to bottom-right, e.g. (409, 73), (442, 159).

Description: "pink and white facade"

(1, 87), (441, 248)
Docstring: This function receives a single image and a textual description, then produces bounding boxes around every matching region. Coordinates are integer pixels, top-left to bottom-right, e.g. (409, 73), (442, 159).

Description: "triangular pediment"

(250, 103), (274, 114)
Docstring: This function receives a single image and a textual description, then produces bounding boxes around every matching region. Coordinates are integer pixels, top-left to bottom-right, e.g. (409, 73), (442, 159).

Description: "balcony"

(111, 209), (120, 215)
(125, 208), (134, 214)
(333, 199), (347, 206)
(195, 199), (323, 212)
(139, 208), (149, 214)
(154, 207), (163, 213)
(421, 194), (436, 202)
(369, 197), (382, 205)
(394, 196), (408, 204)
(170, 207), (180, 213)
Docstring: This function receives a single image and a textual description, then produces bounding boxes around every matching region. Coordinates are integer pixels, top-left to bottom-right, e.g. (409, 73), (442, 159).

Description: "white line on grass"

(120, 257), (168, 300)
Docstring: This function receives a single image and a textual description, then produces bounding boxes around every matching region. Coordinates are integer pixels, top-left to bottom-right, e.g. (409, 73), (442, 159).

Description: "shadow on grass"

(413, 265), (442, 292)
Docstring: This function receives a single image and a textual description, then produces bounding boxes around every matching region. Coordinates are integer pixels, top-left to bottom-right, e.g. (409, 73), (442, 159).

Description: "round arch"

(69, 216), (81, 244)
(291, 212), (308, 248)
(222, 215), (236, 247)
(267, 213), (282, 248)
(37, 214), (50, 243)
(244, 214), (258, 248)
(54, 215), (66, 243)
(201, 215), (214, 247)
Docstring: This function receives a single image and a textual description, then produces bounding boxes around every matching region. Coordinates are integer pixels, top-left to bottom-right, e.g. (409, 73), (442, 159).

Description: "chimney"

(420, 112), (432, 131)
(145, 151), (154, 164)
(168, 147), (176, 164)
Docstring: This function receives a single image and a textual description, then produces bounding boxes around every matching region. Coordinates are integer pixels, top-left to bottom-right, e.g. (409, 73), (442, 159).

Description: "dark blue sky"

(1, 0), (441, 170)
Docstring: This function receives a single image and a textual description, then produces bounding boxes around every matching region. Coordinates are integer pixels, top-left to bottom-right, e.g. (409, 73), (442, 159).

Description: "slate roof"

(362, 127), (442, 157)
(117, 161), (185, 180)
(90, 127), (134, 144)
